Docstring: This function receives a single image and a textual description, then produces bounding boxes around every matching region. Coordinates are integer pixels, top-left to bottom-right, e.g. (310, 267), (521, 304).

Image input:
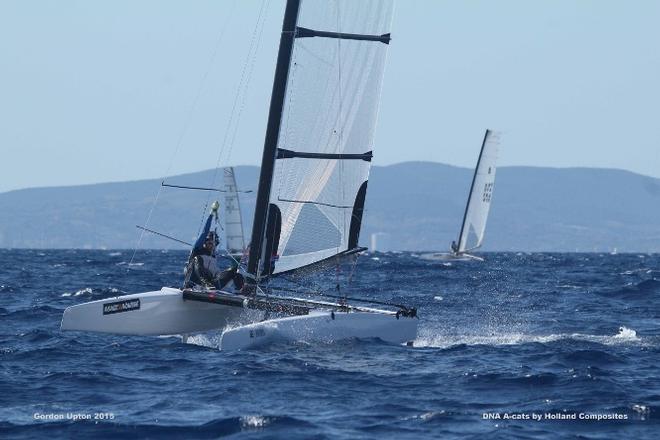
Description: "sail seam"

(277, 197), (352, 209)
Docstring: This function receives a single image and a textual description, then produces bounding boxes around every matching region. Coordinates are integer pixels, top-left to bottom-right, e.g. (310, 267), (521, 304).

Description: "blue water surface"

(1, 249), (659, 439)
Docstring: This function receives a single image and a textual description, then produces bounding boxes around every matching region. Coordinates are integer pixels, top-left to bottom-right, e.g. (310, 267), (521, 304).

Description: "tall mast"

(456, 129), (490, 251)
(246, 0), (301, 281)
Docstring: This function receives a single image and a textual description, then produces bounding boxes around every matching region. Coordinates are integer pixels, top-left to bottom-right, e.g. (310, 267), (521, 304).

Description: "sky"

(1, 0), (659, 193)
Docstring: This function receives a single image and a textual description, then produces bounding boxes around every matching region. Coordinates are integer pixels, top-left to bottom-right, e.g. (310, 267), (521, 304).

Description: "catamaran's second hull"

(60, 287), (245, 336)
(220, 310), (418, 351)
(418, 252), (484, 262)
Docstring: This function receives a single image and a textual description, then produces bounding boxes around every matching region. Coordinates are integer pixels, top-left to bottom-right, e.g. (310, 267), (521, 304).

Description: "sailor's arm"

(191, 201), (220, 251)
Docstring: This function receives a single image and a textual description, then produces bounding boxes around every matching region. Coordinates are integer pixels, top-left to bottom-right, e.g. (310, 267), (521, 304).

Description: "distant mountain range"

(2, 162), (659, 252)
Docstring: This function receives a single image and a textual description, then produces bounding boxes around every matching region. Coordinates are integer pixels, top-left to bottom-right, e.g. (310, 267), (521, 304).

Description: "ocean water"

(1, 249), (659, 439)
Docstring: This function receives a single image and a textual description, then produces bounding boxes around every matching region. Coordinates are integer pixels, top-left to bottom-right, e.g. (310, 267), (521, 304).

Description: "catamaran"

(421, 129), (501, 262)
(61, 0), (418, 350)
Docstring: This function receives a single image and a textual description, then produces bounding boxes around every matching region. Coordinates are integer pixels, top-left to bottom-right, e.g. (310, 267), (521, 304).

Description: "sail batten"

(456, 130), (501, 253)
(276, 148), (373, 161)
(296, 26), (391, 44)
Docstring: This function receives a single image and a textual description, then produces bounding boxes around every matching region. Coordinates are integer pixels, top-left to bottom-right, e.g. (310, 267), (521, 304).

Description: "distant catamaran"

(422, 129), (501, 261)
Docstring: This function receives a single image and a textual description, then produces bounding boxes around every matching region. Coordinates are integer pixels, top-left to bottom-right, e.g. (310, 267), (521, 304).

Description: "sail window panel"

(281, 203), (342, 256)
(460, 226), (480, 253)
(273, 248), (341, 275)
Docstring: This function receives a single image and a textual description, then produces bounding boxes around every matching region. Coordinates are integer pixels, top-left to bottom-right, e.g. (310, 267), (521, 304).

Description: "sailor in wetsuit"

(184, 201), (245, 291)
(451, 240), (459, 254)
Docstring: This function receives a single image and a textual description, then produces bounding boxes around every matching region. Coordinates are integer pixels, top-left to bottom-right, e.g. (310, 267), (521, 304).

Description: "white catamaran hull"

(61, 287), (244, 336)
(419, 252), (484, 262)
(220, 311), (418, 351)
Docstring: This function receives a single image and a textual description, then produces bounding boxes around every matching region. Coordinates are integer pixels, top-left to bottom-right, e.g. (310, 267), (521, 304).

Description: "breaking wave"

(414, 326), (641, 349)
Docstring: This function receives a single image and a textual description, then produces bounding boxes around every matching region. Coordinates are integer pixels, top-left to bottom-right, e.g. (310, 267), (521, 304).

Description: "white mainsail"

(222, 167), (245, 256)
(456, 130), (501, 253)
(264, 0), (394, 275)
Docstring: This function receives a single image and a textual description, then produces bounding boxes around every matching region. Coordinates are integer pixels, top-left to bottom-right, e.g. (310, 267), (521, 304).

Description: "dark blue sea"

(1, 249), (659, 439)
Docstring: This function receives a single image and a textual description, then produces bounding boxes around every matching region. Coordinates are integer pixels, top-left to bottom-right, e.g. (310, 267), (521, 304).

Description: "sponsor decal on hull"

(102, 299), (141, 315)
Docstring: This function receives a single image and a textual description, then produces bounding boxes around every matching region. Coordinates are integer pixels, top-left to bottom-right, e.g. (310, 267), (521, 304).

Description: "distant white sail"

(223, 167), (245, 256)
(457, 130), (501, 252)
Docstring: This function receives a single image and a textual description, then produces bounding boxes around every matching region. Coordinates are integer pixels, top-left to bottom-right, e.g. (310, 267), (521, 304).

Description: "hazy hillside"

(1, 162), (659, 252)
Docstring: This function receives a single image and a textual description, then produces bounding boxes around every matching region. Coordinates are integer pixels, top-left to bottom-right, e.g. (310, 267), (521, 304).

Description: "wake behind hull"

(61, 287), (244, 336)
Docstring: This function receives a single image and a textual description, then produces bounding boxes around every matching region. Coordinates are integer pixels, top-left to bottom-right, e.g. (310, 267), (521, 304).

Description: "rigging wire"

(279, 263), (413, 312)
(334, 1), (345, 289)
(194, 0), (272, 240)
(223, 0), (273, 168)
(128, 0), (239, 268)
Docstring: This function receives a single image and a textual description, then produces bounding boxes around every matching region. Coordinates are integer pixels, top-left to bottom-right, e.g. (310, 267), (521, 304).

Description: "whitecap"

(240, 415), (269, 428)
(613, 326), (637, 340)
(183, 333), (221, 349)
(72, 288), (93, 296)
(414, 326), (642, 349)
(632, 404), (650, 420)
(404, 411), (446, 421)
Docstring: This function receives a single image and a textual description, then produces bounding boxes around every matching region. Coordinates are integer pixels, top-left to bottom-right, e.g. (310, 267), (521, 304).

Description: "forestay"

(457, 130), (501, 252)
(223, 167), (245, 256)
(265, 0), (394, 275)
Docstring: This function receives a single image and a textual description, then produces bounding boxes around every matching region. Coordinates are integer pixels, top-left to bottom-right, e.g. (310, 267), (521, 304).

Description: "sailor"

(214, 261), (245, 291)
(184, 201), (244, 291)
(451, 240), (459, 254)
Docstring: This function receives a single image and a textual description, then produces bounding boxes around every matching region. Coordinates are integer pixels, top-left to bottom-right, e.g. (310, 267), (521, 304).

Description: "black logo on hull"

(103, 299), (141, 315)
